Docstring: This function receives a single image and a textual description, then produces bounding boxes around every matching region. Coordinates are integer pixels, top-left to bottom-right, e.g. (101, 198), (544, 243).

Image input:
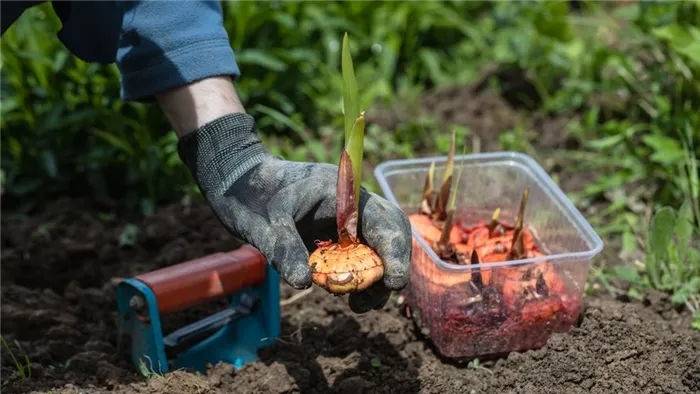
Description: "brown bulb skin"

(308, 241), (384, 294)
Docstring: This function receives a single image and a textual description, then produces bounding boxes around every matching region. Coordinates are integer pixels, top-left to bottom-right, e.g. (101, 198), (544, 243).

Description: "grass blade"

(1, 335), (29, 379)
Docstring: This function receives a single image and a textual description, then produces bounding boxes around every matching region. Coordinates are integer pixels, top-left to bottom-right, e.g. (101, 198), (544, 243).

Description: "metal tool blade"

(163, 293), (259, 354)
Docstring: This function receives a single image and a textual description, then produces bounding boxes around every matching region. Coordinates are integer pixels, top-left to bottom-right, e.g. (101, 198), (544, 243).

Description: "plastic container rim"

(373, 151), (604, 271)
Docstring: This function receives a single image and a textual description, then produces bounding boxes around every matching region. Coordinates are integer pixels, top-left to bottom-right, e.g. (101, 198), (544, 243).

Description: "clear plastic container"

(374, 151), (603, 359)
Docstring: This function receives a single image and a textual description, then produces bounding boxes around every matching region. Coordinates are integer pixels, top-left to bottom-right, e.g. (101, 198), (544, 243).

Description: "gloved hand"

(177, 112), (412, 313)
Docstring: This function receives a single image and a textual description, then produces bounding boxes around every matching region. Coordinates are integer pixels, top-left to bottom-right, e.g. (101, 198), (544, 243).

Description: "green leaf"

(419, 48), (449, 86)
(651, 24), (700, 66)
(341, 32), (360, 146)
(627, 286), (643, 301)
(622, 230), (637, 253)
(92, 129), (135, 156)
(687, 248), (700, 283)
(646, 206), (676, 288)
(345, 114), (365, 203)
(586, 133), (625, 150)
(533, 0), (573, 41)
(666, 241), (682, 292)
(642, 134), (685, 165)
(692, 311), (700, 331)
(649, 206), (676, 258)
(10, 179), (42, 196)
(252, 105), (310, 140)
(684, 277), (700, 293)
(138, 358), (151, 379)
(7, 137), (22, 160)
(613, 266), (642, 284)
(651, 24), (690, 43)
(236, 49), (287, 72)
(676, 200), (694, 264)
(670, 277), (700, 308)
(41, 150), (57, 179)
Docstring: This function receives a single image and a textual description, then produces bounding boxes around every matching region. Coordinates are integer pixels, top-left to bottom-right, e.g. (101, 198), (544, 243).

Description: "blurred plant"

(596, 120), (700, 329)
(0, 3), (191, 215)
(540, 1), (700, 242)
(609, 199), (700, 330)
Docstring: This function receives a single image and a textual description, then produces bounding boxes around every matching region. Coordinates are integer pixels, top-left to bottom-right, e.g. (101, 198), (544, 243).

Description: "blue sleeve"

(116, 1), (241, 101)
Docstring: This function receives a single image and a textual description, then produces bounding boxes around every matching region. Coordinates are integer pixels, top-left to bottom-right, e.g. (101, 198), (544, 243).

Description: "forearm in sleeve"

(115, 0), (241, 101)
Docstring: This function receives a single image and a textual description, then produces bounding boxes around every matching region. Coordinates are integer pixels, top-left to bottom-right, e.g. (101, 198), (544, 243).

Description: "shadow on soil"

(256, 315), (422, 393)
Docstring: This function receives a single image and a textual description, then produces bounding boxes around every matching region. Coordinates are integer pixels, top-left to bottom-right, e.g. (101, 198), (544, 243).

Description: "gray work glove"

(177, 112), (412, 313)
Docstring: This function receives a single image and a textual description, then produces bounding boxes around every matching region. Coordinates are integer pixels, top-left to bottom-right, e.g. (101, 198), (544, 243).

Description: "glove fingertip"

(284, 267), (313, 290)
(383, 268), (409, 291)
(263, 232), (313, 290)
(376, 238), (411, 291)
(272, 252), (312, 289)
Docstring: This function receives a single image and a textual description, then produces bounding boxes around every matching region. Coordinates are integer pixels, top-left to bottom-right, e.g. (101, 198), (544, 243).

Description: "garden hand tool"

(116, 244), (280, 374)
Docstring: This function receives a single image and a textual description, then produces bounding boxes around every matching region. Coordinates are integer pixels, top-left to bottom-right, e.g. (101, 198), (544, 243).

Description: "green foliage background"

(1, 1), (699, 324)
(2, 1), (699, 214)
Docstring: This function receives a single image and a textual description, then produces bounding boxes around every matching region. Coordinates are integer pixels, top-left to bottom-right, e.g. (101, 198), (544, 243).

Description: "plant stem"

(437, 143), (466, 250)
(336, 149), (358, 247)
(435, 130), (456, 220)
(422, 161), (437, 215)
(509, 186), (530, 259)
(336, 32), (364, 247)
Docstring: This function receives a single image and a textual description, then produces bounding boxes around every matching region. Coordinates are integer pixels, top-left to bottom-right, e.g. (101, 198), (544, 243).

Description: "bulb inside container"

(374, 151), (604, 360)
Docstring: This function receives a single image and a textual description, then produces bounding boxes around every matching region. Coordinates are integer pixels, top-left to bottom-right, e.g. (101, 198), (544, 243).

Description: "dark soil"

(3, 81), (699, 393)
(2, 197), (699, 394)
